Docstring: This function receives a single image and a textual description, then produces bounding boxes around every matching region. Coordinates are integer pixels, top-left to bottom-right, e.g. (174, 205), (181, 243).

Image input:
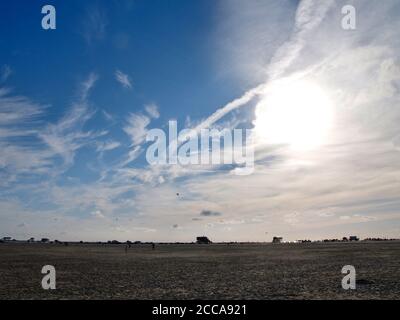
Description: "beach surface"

(0, 242), (399, 300)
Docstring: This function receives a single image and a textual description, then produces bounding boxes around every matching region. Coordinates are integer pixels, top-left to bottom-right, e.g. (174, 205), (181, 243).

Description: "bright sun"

(254, 79), (333, 150)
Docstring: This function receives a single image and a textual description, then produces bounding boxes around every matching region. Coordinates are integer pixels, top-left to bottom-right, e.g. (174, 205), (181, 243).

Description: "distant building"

(272, 237), (283, 244)
(196, 236), (212, 244)
(349, 236), (359, 241)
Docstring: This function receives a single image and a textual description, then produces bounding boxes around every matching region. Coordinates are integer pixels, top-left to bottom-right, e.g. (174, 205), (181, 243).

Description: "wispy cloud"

(81, 5), (108, 45)
(145, 103), (160, 119)
(102, 110), (116, 123)
(118, 146), (142, 167)
(91, 210), (105, 219)
(0, 88), (44, 127)
(123, 113), (150, 146)
(96, 140), (121, 153)
(115, 70), (132, 89)
(80, 73), (98, 101)
(39, 73), (103, 167)
(1, 65), (12, 82)
(0, 88), (51, 177)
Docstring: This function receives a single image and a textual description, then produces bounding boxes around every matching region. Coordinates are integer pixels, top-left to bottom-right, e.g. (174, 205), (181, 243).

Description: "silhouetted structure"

(297, 239), (311, 243)
(349, 236), (359, 241)
(364, 238), (397, 241)
(196, 236), (212, 244)
(272, 237), (283, 244)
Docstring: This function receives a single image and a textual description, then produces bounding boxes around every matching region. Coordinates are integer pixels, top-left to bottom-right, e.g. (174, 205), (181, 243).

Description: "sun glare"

(254, 79), (333, 150)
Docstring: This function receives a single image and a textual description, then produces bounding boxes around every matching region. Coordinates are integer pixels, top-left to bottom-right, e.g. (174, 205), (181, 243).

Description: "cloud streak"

(82, 5), (108, 45)
(39, 74), (103, 167)
(123, 113), (151, 147)
(1, 65), (12, 82)
(115, 70), (132, 89)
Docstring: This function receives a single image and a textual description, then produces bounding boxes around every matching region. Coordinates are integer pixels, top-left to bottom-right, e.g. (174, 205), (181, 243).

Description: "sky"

(1, 0), (400, 242)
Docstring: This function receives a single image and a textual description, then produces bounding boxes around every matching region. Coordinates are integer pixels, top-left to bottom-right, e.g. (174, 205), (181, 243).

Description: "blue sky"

(1, 0), (400, 242)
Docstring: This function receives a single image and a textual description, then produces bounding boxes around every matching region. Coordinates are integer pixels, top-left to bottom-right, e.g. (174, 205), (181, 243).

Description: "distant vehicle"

(196, 236), (212, 244)
(272, 237), (283, 244)
(349, 236), (359, 241)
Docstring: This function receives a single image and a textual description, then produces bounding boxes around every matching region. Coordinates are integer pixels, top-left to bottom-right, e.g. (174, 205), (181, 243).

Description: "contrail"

(192, 83), (267, 133)
(193, 0), (335, 132)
